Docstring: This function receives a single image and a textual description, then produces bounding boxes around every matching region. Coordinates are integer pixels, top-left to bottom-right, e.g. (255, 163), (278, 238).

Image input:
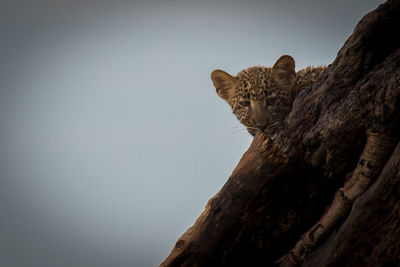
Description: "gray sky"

(0, 1), (383, 266)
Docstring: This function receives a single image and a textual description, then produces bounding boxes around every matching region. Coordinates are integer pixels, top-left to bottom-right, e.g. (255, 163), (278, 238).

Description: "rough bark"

(161, 1), (400, 266)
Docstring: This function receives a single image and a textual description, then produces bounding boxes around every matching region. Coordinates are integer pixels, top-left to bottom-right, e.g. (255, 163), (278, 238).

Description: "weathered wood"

(160, 135), (293, 266)
(304, 142), (400, 266)
(161, 1), (400, 266)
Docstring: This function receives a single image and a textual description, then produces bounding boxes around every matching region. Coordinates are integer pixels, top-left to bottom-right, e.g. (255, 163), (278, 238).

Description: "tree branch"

(161, 1), (400, 266)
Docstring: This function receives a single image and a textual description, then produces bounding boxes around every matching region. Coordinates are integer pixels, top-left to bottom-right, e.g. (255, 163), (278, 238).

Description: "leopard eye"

(266, 97), (276, 105)
(239, 100), (250, 107)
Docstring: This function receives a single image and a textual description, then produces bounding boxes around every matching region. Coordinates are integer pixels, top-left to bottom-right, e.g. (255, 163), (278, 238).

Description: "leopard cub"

(211, 55), (325, 136)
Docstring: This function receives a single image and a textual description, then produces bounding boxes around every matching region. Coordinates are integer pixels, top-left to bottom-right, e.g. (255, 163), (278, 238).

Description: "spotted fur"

(211, 55), (325, 136)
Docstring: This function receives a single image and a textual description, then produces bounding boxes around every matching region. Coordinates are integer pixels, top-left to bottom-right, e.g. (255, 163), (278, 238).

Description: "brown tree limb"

(303, 141), (400, 266)
(161, 1), (400, 266)
(278, 131), (398, 266)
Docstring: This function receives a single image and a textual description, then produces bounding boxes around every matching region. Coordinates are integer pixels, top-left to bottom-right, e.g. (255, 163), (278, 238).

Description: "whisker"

(230, 126), (247, 130)
(230, 128), (247, 134)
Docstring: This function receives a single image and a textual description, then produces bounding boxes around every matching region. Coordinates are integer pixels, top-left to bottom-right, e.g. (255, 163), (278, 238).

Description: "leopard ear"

(271, 55), (296, 91)
(211, 69), (237, 102)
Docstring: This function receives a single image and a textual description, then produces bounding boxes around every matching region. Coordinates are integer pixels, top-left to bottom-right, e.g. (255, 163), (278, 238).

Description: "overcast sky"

(0, 1), (383, 266)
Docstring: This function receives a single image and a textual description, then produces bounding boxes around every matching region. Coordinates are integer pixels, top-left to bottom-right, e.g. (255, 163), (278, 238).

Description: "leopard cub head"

(211, 55), (296, 136)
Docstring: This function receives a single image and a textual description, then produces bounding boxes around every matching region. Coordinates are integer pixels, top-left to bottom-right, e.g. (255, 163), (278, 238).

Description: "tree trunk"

(160, 1), (400, 266)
